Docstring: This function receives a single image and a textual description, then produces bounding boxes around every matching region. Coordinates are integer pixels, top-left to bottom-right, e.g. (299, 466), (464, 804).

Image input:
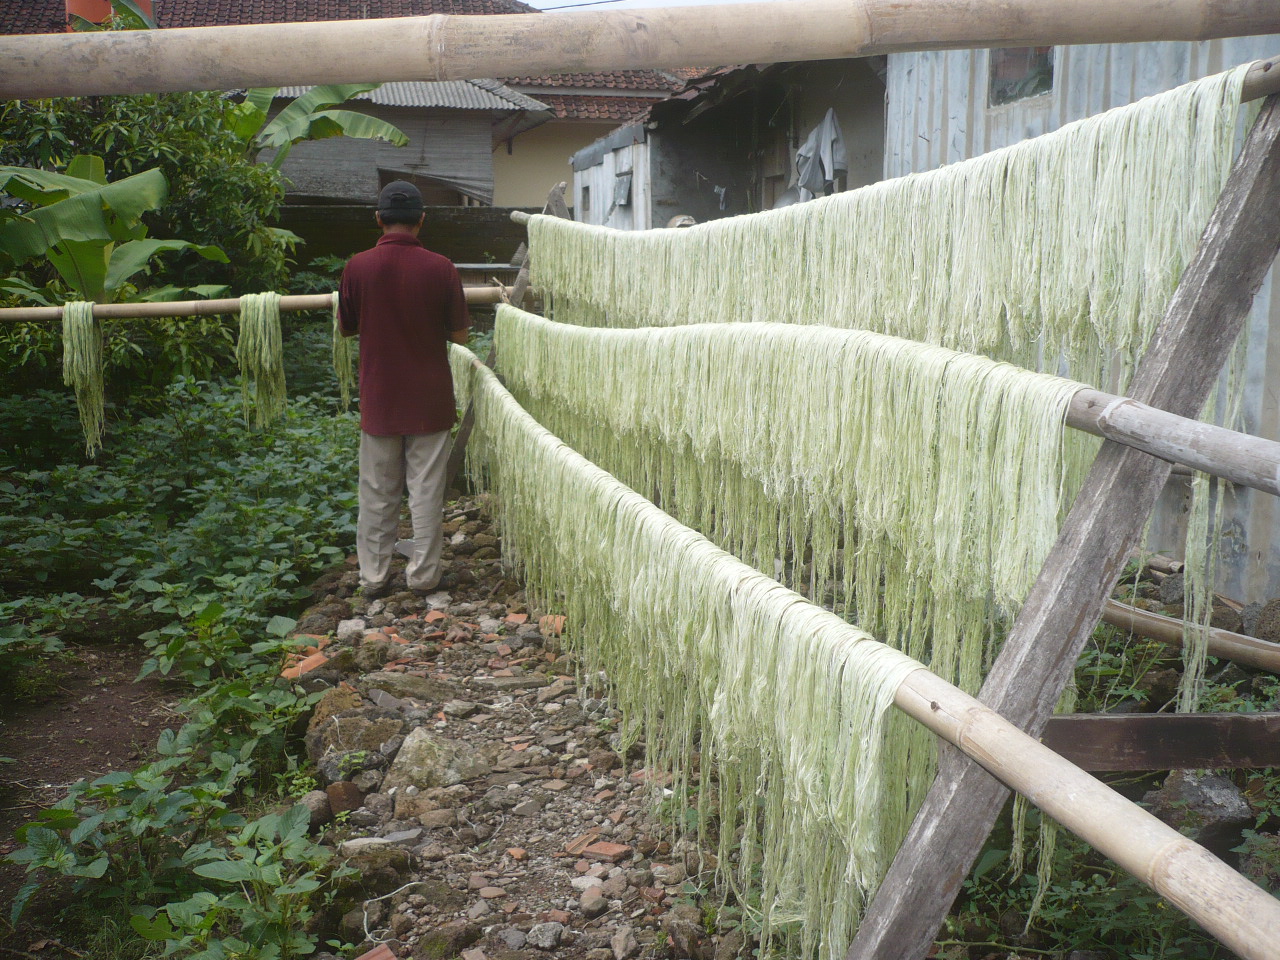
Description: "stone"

(571, 876), (603, 892)
(513, 798), (543, 816)
(419, 808), (458, 829)
(460, 950), (488, 960)
(580, 887), (609, 919)
(1253, 598), (1280, 644)
(307, 686), (364, 733)
(600, 874), (628, 899)
(353, 944), (396, 960)
(610, 925), (640, 960)
(466, 900), (492, 920)
(352, 768), (384, 792)
(318, 748), (387, 784)
(1242, 601), (1265, 637)
(536, 677), (575, 704)
(479, 886), (507, 899)
(381, 727), (491, 792)
(297, 790), (332, 830)
(356, 636), (397, 673)
(443, 699), (482, 718)
(526, 922), (565, 951)
(362, 671), (463, 705)
(713, 930), (745, 960)
(384, 828), (423, 844)
(308, 715), (404, 763)
(652, 862), (687, 885)
(336, 618), (366, 642)
(325, 781), (364, 815)
(664, 914), (712, 960)
(418, 841), (450, 861)
(1143, 769), (1252, 857)
(412, 920), (481, 959)
(367, 687), (409, 712)
(339, 836), (392, 855)
(475, 674), (551, 692)
(1158, 572), (1185, 605)
(498, 927), (527, 950)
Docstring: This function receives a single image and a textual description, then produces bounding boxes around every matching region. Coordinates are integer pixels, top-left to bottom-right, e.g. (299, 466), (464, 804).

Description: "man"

(339, 180), (470, 597)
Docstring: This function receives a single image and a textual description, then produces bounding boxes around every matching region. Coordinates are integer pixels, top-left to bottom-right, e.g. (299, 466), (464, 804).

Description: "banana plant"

(0, 155), (228, 303)
(226, 85), (410, 170)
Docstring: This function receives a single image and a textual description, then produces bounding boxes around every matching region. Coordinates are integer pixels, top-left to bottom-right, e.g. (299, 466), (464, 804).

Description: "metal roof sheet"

(275, 79), (547, 112)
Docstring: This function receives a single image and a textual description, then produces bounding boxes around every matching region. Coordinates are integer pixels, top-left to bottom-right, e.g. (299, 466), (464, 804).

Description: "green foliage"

(0, 157), (228, 302)
(3, 355), (360, 955)
(230, 85), (408, 170)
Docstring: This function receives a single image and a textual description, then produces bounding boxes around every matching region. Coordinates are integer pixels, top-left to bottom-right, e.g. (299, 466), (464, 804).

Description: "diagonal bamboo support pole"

(847, 91), (1280, 960)
(2, 3), (1280, 100)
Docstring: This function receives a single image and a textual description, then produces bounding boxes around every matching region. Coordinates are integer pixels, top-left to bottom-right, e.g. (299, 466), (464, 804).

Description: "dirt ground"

(0, 641), (181, 940)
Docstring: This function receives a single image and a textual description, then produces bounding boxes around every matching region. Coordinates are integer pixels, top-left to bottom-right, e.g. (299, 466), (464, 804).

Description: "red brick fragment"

(505, 612), (529, 625)
(281, 651), (328, 680)
(562, 830), (601, 856)
(539, 614), (566, 636)
(506, 847), (528, 861)
(582, 841), (632, 863)
(424, 610), (446, 623)
(353, 945), (396, 960)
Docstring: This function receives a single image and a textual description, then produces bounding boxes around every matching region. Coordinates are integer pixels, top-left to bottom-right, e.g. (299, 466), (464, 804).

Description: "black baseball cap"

(377, 180), (424, 213)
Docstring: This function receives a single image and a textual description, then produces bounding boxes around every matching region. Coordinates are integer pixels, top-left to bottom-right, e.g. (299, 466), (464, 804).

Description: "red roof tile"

(535, 92), (661, 122)
(1, 0), (65, 34)
(502, 70), (684, 93)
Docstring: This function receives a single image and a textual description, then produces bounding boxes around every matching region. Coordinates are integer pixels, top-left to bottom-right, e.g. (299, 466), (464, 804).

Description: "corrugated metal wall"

(885, 39), (1280, 601)
(574, 140), (651, 230)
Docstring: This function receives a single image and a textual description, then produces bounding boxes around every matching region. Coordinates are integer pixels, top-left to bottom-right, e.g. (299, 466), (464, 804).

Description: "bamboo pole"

(893, 668), (1280, 960)
(2, 1), (1280, 99)
(1102, 599), (1280, 673)
(0, 287), (514, 322)
(1066, 388), (1280, 497)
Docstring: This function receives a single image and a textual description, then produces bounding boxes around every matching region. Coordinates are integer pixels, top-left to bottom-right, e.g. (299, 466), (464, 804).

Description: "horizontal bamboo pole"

(894, 668), (1280, 960)
(1102, 598), (1280, 673)
(0, 287), (512, 322)
(1067, 387), (1280, 497)
(2, 2), (1279, 99)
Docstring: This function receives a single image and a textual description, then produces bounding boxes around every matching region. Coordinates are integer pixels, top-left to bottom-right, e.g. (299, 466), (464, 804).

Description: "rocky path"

(291, 496), (731, 960)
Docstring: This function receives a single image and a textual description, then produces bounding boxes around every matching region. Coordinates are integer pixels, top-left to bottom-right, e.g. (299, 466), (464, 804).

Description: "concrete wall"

(791, 59), (886, 191)
(494, 121), (617, 208)
(884, 39), (1280, 600)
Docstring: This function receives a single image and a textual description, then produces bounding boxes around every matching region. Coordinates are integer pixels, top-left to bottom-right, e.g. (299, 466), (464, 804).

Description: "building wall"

(791, 59), (886, 191)
(277, 105), (495, 203)
(574, 138), (652, 230)
(884, 39), (1280, 600)
(494, 121), (617, 208)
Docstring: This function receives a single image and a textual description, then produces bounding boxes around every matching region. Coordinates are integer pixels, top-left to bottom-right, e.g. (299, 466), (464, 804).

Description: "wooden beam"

(2, 4), (1280, 99)
(0, 287), (512, 322)
(893, 670), (1280, 960)
(1042, 712), (1280, 770)
(847, 93), (1280, 960)
(1102, 599), (1280, 674)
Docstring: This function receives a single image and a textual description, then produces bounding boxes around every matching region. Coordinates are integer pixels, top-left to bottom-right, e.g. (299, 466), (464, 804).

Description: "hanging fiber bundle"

(450, 343), (933, 959)
(61, 300), (105, 457)
(495, 306), (1091, 690)
(331, 291), (356, 411)
(529, 64), (1248, 390)
(236, 291), (287, 429)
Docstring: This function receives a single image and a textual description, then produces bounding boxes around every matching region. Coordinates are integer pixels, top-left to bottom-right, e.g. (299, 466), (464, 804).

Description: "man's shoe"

(361, 580), (392, 600)
(411, 571), (456, 597)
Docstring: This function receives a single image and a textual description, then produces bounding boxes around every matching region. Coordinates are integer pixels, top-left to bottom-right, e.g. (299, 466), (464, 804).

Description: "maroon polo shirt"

(338, 233), (470, 436)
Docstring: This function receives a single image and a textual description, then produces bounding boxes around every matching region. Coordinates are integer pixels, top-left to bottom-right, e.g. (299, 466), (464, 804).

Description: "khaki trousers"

(357, 429), (450, 591)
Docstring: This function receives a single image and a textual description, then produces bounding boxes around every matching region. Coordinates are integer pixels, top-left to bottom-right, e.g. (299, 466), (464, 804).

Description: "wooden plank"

(1042, 713), (1280, 770)
(445, 182), (570, 490)
(847, 93), (1280, 960)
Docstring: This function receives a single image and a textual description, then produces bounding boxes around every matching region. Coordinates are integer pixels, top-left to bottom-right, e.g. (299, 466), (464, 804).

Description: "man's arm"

(445, 263), (471, 346)
(450, 326), (470, 345)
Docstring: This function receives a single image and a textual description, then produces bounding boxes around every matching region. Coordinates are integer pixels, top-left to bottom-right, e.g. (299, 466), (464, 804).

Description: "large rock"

(1252, 598), (1280, 644)
(382, 727), (491, 792)
(1143, 770), (1252, 857)
(306, 714), (405, 762)
(307, 686), (363, 734)
(361, 671), (464, 705)
(317, 748), (388, 784)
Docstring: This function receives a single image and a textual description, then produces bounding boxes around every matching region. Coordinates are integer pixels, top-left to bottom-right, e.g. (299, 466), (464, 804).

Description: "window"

(581, 185), (591, 214)
(989, 47), (1054, 106)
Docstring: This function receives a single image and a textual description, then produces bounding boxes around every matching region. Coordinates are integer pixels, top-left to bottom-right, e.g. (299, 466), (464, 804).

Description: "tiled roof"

(277, 79), (548, 112)
(535, 92), (662, 122)
(0, 0), (538, 34)
(502, 70), (685, 93)
(0, 0), (64, 34)
(155, 0), (538, 27)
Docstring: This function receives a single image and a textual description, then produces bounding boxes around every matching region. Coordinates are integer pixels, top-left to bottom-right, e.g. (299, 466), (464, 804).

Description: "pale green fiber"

(332, 291), (357, 411)
(495, 306), (1092, 690)
(236, 291), (287, 428)
(450, 343), (932, 960)
(529, 65), (1248, 390)
(61, 300), (105, 457)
